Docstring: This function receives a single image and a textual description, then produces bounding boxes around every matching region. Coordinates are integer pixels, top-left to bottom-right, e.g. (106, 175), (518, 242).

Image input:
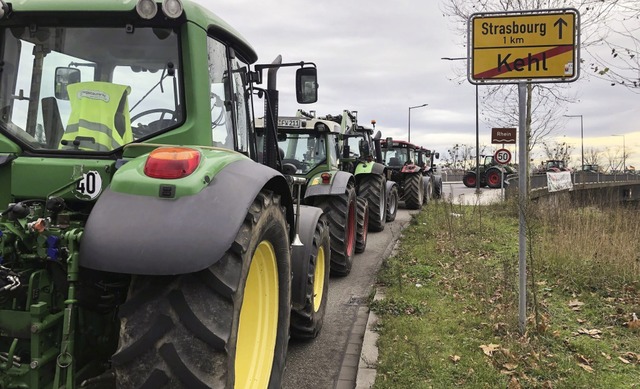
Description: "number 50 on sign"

(494, 148), (512, 164)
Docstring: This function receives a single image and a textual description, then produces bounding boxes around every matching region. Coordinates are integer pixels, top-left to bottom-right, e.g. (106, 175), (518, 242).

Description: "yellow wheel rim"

(313, 245), (326, 312)
(235, 240), (279, 389)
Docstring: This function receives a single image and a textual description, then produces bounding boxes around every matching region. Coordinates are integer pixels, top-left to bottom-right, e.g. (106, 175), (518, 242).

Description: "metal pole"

(580, 116), (584, 170)
(408, 108), (411, 143)
(408, 104), (428, 143)
(623, 135), (626, 171)
(475, 84), (480, 194)
(517, 82), (528, 335)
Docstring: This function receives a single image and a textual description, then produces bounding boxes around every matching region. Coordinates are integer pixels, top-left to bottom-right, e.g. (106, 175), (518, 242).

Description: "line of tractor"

(0, 1), (441, 387)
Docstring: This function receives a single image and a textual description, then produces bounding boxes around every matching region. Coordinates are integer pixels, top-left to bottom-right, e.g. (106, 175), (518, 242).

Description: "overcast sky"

(193, 0), (640, 169)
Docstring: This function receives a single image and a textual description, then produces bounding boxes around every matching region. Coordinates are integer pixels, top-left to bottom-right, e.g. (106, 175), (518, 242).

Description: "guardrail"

(530, 172), (640, 191)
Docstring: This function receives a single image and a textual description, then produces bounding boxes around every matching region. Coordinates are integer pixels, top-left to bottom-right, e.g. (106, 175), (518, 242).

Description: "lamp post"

(408, 104), (427, 143)
(564, 114), (583, 170)
(612, 134), (626, 171)
(441, 56), (480, 193)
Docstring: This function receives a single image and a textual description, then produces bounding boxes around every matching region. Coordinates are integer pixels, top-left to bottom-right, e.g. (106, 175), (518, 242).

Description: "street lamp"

(564, 114), (583, 170)
(408, 104), (428, 143)
(441, 56), (480, 193)
(612, 134), (626, 171)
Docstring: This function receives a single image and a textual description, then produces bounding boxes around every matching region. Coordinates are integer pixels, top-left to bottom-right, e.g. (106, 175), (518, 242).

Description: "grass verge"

(372, 198), (640, 388)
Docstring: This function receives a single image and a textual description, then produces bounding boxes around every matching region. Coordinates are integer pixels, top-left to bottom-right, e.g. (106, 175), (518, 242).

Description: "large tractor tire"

(433, 177), (443, 199)
(422, 178), (432, 205)
(355, 197), (369, 254)
(462, 172), (477, 188)
(359, 174), (386, 232)
(386, 185), (399, 222)
(290, 215), (330, 339)
(486, 168), (503, 189)
(112, 191), (291, 389)
(316, 184), (357, 276)
(403, 173), (424, 210)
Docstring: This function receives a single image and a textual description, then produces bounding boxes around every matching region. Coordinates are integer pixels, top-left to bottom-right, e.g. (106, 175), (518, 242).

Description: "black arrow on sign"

(554, 17), (568, 39)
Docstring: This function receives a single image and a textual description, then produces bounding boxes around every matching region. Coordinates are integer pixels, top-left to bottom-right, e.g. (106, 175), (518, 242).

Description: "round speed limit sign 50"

(494, 148), (511, 165)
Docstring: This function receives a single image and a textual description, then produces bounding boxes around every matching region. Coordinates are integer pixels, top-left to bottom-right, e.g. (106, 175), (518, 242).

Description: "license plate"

(277, 118), (301, 128)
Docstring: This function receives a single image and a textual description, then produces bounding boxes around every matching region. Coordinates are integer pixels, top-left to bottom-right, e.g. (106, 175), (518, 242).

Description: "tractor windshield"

(278, 132), (328, 174)
(0, 25), (182, 153)
(384, 147), (414, 167)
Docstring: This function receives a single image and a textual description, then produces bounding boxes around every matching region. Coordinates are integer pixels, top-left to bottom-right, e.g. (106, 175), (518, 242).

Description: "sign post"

(467, 8), (580, 335)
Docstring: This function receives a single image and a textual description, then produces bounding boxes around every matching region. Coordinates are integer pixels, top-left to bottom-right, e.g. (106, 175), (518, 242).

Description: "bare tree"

(604, 146), (624, 172)
(541, 140), (573, 163)
(586, 2), (640, 91)
(584, 146), (603, 165)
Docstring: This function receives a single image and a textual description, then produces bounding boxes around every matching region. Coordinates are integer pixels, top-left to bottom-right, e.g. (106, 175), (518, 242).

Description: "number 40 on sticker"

(75, 171), (103, 200)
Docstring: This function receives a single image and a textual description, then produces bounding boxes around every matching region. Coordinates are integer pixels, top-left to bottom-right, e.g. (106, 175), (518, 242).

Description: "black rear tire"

(112, 191), (291, 388)
(462, 172), (476, 188)
(403, 173), (423, 210)
(386, 185), (399, 222)
(290, 215), (330, 339)
(355, 197), (369, 253)
(316, 184), (357, 276)
(359, 174), (386, 232)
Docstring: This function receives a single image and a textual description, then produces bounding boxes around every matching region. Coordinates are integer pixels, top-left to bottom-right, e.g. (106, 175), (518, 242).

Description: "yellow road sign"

(469, 10), (579, 83)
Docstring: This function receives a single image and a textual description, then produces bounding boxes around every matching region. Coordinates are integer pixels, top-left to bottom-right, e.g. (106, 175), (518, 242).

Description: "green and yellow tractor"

(328, 112), (399, 231)
(0, 0), (328, 387)
(257, 109), (363, 275)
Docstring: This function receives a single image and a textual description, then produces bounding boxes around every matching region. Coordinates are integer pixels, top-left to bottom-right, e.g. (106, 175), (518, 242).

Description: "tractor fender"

(385, 180), (398, 197)
(290, 205), (324, 310)
(304, 170), (354, 199)
(354, 161), (385, 176)
(79, 159), (293, 275)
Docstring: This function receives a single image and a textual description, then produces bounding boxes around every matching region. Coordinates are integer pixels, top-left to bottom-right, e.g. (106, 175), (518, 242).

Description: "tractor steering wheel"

(131, 108), (177, 138)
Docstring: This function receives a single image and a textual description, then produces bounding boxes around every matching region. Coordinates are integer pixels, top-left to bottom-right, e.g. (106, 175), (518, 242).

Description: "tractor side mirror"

(343, 143), (350, 158)
(385, 137), (393, 150)
(434, 152), (440, 159)
(359, 139), (370, 158)
(54, 67), (81, 100)
(374, 130), (382, 140)
(296, 67), (318, 104)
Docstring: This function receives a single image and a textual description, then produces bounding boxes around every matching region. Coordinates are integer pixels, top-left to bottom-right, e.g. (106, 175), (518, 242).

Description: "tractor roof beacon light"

(161, 0), (184, 19)
(144, 147), (201, 179)
(136, 0), (158, 20)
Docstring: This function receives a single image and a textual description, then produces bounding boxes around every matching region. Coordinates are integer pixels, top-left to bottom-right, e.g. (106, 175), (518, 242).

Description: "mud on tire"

(113, 190), (291, 389)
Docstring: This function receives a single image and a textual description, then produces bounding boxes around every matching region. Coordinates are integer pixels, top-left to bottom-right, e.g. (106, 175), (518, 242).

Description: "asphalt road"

(282, 207), (414, 389)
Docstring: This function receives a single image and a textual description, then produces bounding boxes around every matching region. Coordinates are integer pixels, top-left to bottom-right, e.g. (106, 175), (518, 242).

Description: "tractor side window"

(328, 134), (339, 168)
(207, 37), (233, 149)
(230, 57), (249, 154)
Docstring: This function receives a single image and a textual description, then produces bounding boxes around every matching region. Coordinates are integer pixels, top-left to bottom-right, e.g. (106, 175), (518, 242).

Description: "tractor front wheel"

(291, 215), (330, 339)
(355, 197), (369, 253)
(316, 184), (357, 276)
(486, 168), (503, 188)
(112, 190), (291, 388)
(386, 185), (399, 222)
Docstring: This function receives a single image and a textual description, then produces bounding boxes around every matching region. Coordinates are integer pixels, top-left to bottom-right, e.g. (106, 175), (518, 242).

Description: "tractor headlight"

(162, 0), (183, 19)
(136, 0), (158, 20)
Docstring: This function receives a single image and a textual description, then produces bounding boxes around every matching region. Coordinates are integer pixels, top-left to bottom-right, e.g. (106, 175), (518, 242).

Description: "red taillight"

(321, 172), (331, 184)
(144, 147), (201, 179)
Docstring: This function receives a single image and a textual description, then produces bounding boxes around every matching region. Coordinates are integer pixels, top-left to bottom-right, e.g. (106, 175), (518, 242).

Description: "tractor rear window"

(0, 25), (182, 153)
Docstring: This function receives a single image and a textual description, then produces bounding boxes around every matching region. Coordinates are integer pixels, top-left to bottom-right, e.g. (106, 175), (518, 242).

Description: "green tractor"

(325, 111), (399, 231)
(380, 139), (435, 210)
(462, 155), (516, 188)
(257, 109), (363, 275)
(0, 1), (330, 387)
(416, 146), (443, 199)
